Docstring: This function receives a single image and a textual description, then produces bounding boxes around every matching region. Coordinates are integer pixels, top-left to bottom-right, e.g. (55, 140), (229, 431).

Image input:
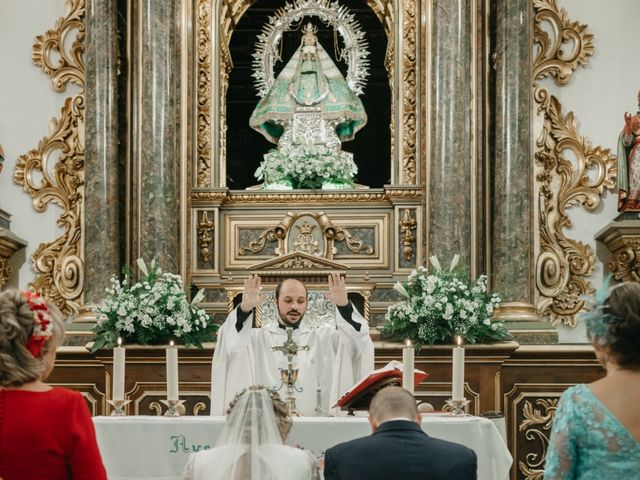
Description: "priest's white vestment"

(211, 305), (374, 415)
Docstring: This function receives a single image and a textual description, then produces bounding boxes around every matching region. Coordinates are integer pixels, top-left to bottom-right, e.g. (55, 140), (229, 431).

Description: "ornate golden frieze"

(533, 0), (615, 326)
(400, 0), (417, 184)
(191, 188), (422, 204)
(518, 398), (558, 480)
(0, 231), (27, 288)
(15, 0), (85, 315)
(238, 211), (373, 258)
(196, 0), (212, 187)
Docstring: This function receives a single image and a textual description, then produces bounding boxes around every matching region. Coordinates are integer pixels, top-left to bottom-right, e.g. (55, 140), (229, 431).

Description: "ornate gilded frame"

(14, 0), (86, 315)
(195, 0), (419, 189)
(532, 0), (616, 326)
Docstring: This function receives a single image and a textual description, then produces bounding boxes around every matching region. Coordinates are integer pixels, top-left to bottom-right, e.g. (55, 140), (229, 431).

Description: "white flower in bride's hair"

(137, 258), (148, 276)
(393, 281), (410, 299)
(429, 256), (442, 272)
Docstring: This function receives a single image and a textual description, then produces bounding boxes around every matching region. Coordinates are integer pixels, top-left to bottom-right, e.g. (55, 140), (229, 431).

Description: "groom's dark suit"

(323, 419), (477, 480)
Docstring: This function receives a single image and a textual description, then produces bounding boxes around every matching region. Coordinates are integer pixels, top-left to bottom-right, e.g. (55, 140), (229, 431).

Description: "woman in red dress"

(0, 289), (107, 480)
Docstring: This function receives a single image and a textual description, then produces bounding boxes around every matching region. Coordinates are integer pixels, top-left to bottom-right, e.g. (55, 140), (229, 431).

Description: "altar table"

(94, 414), (512, 480)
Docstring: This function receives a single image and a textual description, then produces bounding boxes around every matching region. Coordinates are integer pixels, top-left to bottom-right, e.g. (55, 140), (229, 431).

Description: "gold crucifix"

(271, 327), (309, 415)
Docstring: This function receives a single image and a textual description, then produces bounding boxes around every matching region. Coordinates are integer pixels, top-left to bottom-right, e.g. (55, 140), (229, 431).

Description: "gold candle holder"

(445, 398), (470, 416)
(107, 399), (131, 416)
(161, 399), (186, 417)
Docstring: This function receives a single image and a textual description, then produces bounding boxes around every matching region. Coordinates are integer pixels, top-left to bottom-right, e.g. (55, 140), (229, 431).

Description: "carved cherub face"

(276, 278), (308, 327)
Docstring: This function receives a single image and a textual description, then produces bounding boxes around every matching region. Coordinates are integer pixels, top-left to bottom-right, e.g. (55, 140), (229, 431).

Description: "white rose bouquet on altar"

(91, 259), (217, 351)
(383, 255), (509, 347)
(255, 144), (357, 189)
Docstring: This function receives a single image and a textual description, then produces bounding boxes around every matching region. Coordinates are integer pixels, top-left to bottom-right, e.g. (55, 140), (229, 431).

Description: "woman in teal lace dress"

(544, 281), (640, 479)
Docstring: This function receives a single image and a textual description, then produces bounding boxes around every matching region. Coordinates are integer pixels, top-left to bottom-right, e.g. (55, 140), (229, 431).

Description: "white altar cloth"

(94, 414), (512, 480)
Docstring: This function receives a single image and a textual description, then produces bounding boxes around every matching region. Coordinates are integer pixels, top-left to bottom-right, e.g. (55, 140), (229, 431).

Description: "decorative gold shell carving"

(14, 0), (85, 315)
(533, 0), (616, 326)
(197, 211), (214, 263)
(517, 398), (558, 480)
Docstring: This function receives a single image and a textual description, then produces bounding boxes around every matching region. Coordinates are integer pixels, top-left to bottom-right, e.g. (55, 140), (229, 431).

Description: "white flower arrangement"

(91, 259), (217, 351)
(383, 255), (509, 347)
(255, 144), (358, 189)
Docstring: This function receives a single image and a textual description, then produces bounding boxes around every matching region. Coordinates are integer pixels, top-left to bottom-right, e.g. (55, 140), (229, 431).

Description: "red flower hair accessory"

(22, 291), (55, 358)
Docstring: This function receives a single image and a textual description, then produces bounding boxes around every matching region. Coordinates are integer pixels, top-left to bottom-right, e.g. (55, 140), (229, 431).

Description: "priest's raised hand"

(239, 274), (267, 313)
(211, 274), (374, 416)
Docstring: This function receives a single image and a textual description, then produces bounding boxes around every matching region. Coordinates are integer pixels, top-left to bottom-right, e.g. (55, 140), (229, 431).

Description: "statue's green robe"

(250, 41), (367, 144)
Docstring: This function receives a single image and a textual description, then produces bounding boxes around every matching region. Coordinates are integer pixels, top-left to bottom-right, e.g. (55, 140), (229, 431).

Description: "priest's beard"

(277, 308), (305, 329)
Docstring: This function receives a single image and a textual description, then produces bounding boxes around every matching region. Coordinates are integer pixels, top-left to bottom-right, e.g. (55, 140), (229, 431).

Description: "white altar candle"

(166, 341), (179, 401)
(113, 338), (125, 401)
(452, 336), (465, 400)
(402, 340), (415, 394)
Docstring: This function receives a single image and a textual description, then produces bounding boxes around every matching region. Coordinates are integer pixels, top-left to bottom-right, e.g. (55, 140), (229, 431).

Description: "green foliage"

(382, 256), (509, 349)
(91, 259), (217, 352)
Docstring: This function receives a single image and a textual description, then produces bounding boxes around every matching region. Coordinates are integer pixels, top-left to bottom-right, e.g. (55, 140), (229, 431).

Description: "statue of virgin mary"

(250, 23), (367, 150)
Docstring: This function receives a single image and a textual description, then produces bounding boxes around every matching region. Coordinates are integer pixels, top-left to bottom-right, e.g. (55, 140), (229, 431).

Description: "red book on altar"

(334, 361), (429, 409)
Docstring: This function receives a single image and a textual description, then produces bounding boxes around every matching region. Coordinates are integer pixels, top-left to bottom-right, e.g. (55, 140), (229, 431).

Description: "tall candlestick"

(112, 338), (125, 401)
(166, 341), (179, 401)
(402, 340), (415, 394)
(452, 336), (465, 401)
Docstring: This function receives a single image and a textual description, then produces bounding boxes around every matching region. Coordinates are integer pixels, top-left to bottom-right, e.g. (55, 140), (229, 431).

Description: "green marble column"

(84, 0), (120, 304)
(492, 0), (536, 318)
(131, 0), (180, 273)
(428, 0), (473, 268)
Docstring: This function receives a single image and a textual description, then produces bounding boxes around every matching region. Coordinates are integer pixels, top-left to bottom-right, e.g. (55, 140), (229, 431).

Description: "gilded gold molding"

(518, 398), (558, 480)
(192, 188), (422, 204)
(533, 1), (615, 326)
(238, 211), (373, 258)
(196, 0), (212, 187)
(533, 0), (594, 86)
(15, 0), (85, 315)
(197, 211), (214, 263)
(400, 0), (417, 184)
(399, 208), (417, 260)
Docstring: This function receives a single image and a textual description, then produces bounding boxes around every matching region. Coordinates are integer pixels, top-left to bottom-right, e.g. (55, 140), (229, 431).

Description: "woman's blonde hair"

(0, 289), (65, 387)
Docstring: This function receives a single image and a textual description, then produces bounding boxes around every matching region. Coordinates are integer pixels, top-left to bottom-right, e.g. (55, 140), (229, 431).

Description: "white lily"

(136, 258), (149, 277)
(191, 288), (205, 306)
(393, 281), (410, 299)
(449, 254), (460, 272)
(429, 255), (442, 272)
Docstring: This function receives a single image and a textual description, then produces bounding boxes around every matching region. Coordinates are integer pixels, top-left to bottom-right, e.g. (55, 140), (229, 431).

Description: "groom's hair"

(275, 278), (308, 300)
(369, 387), (418, 423)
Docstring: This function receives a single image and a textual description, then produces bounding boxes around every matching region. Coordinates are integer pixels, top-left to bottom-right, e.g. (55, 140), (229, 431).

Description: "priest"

(211, 273), (374, 415)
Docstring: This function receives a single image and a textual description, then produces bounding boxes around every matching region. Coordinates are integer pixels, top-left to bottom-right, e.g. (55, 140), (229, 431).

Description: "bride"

(182, 386), (320, 480)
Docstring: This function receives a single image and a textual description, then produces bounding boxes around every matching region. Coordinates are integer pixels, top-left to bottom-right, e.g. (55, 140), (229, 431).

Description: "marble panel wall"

(84, 0), (121, 304)
(428, 0), (474, 268)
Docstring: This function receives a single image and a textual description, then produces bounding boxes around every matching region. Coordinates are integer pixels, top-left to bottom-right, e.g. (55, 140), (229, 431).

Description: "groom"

(324, 387), (477, 480)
